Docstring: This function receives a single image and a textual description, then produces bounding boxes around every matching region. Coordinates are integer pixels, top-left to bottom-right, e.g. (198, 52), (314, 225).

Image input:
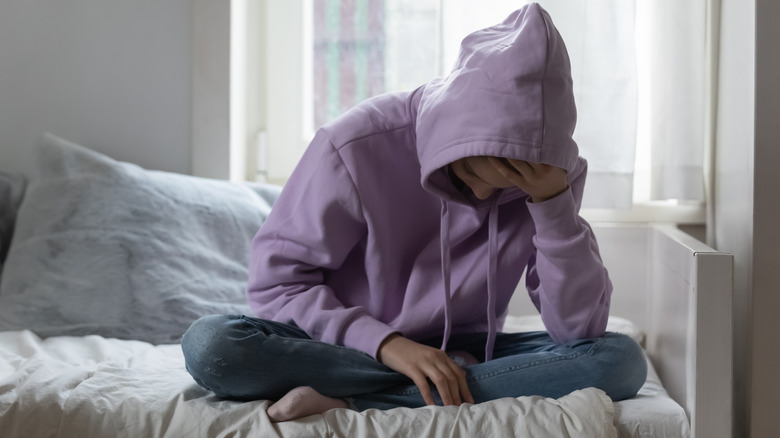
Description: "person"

(181, 3), (647, 422)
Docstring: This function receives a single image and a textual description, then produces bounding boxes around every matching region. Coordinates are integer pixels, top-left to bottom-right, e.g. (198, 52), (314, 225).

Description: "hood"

(417, 3), (578, 203)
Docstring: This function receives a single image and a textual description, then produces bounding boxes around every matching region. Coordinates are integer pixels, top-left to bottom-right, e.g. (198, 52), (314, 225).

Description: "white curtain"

(538, 0), (639, 209)
(441, 0), (709, 209)
(302, 0), (710, 209)
(638, 0), (708, 203)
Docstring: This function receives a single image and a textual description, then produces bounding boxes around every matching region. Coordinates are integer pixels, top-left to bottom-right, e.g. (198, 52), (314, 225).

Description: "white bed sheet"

(0, 316), (689, 438)
(614, 357), (691, 438)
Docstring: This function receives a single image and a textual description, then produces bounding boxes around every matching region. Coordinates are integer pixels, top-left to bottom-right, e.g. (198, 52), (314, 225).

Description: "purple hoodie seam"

(326, 139), (367, 221)
(407, 85), (424, 144)
(331, 124), (414, 153)
(424, 138), (574, 166)
(432, 136), (545, 149)
(538, 4), (551, 150)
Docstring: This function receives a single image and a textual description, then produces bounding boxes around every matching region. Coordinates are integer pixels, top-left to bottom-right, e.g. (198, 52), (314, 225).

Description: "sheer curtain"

(637, 0), (709, 203)
(297, 0), (710, 210)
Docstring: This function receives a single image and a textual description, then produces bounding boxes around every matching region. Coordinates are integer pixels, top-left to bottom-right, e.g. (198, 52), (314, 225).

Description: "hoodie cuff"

(341, 314), (400, 359)
(526, 187), (582, 241)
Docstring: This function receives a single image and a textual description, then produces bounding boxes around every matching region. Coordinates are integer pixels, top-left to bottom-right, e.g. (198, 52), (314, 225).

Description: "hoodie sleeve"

(246, 132), (398, 358)
(524, 159), (612, 344)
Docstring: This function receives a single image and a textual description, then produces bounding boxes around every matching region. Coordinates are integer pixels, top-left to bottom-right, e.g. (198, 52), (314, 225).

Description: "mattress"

(0, 317), (690, 438)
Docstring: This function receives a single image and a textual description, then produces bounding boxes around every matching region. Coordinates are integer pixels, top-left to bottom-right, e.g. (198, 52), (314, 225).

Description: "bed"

(0, 134), (732, 437)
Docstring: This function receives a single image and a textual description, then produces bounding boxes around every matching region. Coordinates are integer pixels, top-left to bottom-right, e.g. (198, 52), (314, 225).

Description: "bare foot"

(266, 386), (348, 422)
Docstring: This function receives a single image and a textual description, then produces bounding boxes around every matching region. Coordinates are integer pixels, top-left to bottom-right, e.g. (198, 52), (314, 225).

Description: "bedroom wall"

(747, 1), (780, 435)
(0, 0), (193, 176)
(715, 0), (780, 436)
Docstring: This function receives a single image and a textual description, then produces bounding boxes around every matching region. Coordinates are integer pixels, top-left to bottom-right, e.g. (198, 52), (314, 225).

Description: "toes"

(267, 387), (347, 422)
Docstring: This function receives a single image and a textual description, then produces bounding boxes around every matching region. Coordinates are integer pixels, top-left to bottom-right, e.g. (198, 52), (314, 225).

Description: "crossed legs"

(181, 315), (647, 421)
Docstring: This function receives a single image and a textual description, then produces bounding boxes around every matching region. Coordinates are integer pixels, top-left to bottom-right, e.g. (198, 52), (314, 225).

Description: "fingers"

(418, 353), (459, 406)
(426, 352), (475, 406)
(443, 360), (474, 405)
(376, 335), (473, 407)
(409, 372), (437, 406)
(508, 158), (535, 174)
(411, 352), (471, 406)
(488, 156), (526, 186)
(435, 361), (462, 405)
(491, 156), (535, 176)
(496, 157), (534, 173)
(444, 358), (474, 405)
(487, 156), (569, 203)
(455, 364), (475, 404)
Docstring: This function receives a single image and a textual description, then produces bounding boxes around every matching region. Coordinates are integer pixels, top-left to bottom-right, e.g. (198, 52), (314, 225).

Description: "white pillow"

(0, 133), (281, 343)
(0, 171), (26, 273)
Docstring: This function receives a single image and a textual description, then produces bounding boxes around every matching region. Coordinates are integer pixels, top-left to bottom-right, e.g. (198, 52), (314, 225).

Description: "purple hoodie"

(247, 3), (611, 361)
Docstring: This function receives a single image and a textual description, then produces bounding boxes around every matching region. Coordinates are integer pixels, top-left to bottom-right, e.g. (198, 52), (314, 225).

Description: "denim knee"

(181, 314), (251, 398)
(590, 333), (648, 401)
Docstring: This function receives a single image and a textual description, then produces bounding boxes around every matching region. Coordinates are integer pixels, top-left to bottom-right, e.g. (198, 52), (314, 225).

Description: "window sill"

(582, 201), (706, 224)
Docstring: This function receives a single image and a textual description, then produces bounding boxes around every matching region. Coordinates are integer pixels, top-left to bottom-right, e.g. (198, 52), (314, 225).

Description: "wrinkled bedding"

(0, 316), (690, 438)
(0, 330), (617, 438)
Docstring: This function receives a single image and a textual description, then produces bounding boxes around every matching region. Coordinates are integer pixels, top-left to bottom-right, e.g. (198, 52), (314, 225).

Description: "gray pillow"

(0, 133), (282, 343)
(0, 171), (27, 272)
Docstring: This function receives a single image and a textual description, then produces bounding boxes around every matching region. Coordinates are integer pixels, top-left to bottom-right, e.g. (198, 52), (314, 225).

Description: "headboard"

(644, 224), (732, 438)
(508, 223), (733, 438)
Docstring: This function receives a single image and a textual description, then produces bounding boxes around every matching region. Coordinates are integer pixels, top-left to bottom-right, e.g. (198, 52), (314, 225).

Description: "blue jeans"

(181, 314), (647, 411)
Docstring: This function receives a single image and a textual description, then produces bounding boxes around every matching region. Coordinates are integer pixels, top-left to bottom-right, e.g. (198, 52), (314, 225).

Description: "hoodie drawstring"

(485, 200), (499, 361)
(439, 198), (500, 362)
(440, 200), (453, 352)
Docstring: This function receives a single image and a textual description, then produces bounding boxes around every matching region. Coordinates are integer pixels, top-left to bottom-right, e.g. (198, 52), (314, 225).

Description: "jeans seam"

(470, 337), (604, 384)
(468, 351), (580, 383)
(586, 336), (605, 355)
(384, 338), (605, 397)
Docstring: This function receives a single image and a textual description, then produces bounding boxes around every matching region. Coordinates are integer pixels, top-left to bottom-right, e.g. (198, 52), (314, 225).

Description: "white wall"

(715, 0), (780, 436)
(0, 0), (193, 175)
(191, 0), (231, 180)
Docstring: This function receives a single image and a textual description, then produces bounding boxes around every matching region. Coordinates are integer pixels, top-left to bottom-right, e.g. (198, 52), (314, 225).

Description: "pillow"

(0, 133), (282, 343)
(0, 171), (27, 274)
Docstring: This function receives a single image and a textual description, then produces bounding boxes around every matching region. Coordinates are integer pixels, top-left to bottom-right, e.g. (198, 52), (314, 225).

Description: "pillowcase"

(0, 171), (27, 275)
(0, 133), (282, 344)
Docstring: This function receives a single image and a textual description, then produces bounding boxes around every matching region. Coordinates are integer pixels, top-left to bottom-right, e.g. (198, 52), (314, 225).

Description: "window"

(239, 0), (712, 223)
(312, 0), (392, 129)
